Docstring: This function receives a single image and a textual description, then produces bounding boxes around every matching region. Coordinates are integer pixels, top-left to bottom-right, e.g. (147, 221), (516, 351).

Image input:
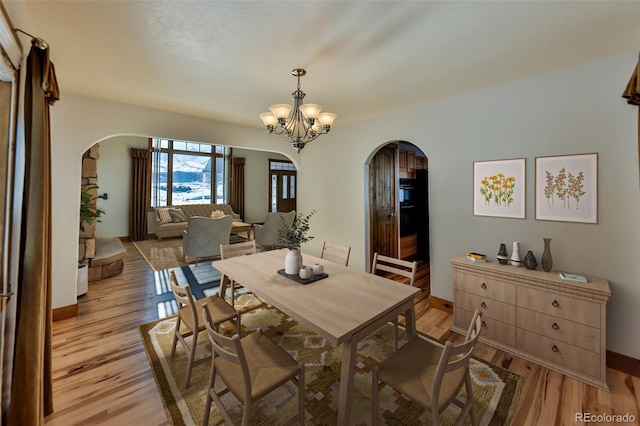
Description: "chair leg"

(170, 317), (181, 358)
(230, 280), (236, 307)
(298, 362), (305, 424)
(184, 331), (198, 388)
(465, 372), (478, 426)
(241, 399), (252, 426)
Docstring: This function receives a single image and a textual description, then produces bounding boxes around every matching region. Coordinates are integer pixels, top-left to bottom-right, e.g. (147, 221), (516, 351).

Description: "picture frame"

(535, 153), (598, 223)
(473, 158), (526, 219)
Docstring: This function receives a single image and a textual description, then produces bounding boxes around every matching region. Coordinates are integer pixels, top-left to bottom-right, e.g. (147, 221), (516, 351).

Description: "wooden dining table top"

(212, 249), (420, 346)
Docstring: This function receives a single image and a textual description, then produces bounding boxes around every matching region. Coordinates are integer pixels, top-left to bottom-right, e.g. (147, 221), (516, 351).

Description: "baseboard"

(429, 295), (453, 314)
(607, 350), (640, 377)
(52, 304), (78, 321)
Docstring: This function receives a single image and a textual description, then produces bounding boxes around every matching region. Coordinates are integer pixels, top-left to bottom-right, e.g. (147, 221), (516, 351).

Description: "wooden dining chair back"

(320, 241), (351, 266)
(202, 303), (305, 426)
(169, 270), (240, 389)
(371, 253), (417, 286)
(370, 253), (418, 349)
(219, 240), (257, 307)
(372, 310), (483, 426)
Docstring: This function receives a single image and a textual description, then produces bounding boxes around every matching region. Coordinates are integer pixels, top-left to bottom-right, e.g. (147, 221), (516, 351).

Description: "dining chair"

(372, 310), (483, 426)
(371, 252), (418, 350)
(182, 215), (233, 265)
(169, 270), (240, 389)
(219, 240), (257, 307)
(320, 241), (351, 266)
(254, 210), (295, 250)
(202, 302), (305, 426)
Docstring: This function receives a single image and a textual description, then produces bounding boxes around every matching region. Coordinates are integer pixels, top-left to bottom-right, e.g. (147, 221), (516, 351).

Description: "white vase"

(510, 241), (522, 267)
(285, 248), (303, 274)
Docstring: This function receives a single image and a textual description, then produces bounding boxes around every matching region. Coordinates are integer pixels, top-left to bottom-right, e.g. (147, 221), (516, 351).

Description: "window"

(150, 138), (227, 207)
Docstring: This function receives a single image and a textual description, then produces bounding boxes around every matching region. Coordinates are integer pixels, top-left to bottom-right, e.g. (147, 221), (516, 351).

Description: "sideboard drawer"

(456, 290), (515, 324)
(456, 308), (516, 347)
(517, 286), (600, 328)
(518, 308), (600, 353)
(455, 273), (516, 304)
(517, 329), (600, 378)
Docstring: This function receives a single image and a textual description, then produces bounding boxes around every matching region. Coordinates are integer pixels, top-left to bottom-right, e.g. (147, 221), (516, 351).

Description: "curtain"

(622, 54), (640, 185)
(230, 157), (245, 220)
(7, 41), (59, 426)
(129, 148), (150, 241)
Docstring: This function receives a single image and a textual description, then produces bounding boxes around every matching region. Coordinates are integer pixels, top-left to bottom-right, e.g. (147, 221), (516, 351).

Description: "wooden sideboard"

(451, 255), (611, 391)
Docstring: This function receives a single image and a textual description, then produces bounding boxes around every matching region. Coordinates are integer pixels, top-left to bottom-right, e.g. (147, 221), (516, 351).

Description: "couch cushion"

(157, 208), (172, 224)
(169, 208), (186, 222)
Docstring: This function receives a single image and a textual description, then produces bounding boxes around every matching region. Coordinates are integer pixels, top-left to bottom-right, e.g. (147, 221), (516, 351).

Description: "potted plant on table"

(278, 210), (315, 274)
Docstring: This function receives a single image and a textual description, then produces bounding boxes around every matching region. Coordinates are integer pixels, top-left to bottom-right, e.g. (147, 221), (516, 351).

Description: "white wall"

(5, 0), (639, 358)
(95, 135), (146, 238)
(233, 148), (290, 224)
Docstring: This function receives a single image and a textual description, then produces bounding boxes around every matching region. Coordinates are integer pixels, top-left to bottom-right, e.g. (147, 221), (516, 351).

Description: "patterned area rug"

(139, 305), (523, 425)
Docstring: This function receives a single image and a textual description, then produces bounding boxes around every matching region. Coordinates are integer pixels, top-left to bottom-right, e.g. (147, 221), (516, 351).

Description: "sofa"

(154, 203), (241, 239)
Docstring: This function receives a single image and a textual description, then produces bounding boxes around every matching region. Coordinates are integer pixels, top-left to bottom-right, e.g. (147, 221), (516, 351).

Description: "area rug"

(140, 306), (523, 425)
(133, 238), (188, 271)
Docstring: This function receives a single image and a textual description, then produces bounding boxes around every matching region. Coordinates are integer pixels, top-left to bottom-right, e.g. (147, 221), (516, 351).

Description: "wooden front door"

(369, 145), (398, 266)
(269, 160), (297, 213)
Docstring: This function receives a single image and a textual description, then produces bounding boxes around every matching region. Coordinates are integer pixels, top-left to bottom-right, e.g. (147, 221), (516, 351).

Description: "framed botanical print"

(535, 153), (598, 223)
(473, 158), (526, 219)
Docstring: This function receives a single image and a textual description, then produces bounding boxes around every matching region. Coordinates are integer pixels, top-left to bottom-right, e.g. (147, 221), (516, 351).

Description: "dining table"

(213, 249), (421, 425)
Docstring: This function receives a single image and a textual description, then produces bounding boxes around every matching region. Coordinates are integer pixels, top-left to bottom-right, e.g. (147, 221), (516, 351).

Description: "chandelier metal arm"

(259, 68), (337, 152)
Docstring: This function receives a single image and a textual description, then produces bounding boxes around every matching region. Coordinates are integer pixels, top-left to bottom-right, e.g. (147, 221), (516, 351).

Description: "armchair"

(182, 215), (233, 265)
(253, 210), (295, 250)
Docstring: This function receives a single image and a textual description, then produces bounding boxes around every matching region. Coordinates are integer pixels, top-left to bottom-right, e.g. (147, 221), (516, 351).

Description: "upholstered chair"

(182, 215), (233, 265)
(253, 210), (295, 250)
(372, 310), (483, 426)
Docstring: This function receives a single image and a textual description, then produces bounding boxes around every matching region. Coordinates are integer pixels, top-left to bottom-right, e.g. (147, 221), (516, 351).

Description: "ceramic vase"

(285, 248), (303, 274)
(510, 241), (522, 267)
(523, 250), (538, 270)
(497, 243), (509, 265)
(542, 238), (553, 272)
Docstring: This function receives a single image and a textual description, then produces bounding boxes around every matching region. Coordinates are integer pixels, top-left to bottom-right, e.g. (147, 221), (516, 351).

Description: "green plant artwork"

(543, 167), (586, 210)
(479, 173), (516, 207)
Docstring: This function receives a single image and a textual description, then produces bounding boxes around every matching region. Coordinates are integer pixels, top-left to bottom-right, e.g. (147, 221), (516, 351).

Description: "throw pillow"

(210, 210), (226, 219)
(168, 208), (186, 223)
(157, 208), (172, 224)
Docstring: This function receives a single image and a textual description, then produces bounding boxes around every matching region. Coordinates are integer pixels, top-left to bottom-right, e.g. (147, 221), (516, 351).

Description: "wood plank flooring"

(45, 242), (639, 425)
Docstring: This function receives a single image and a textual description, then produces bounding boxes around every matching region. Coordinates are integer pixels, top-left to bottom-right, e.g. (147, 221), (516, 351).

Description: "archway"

(364, 140), (430, 300)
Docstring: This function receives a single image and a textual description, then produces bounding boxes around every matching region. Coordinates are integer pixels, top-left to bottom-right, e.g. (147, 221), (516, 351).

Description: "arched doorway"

(366, 140), (430, 299)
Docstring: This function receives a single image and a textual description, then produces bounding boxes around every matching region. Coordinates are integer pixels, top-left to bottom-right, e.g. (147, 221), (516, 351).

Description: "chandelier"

(259, 68), (337, 152)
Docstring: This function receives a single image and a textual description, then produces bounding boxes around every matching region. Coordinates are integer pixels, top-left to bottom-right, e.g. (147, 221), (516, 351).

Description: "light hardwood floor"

(45, 242), (639, 425)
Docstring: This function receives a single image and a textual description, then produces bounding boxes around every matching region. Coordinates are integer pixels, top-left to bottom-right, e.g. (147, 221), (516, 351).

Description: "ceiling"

(15, 1), (640, 128)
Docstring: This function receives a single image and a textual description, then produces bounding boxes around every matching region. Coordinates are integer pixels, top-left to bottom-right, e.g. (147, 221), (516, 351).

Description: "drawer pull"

(481, 283), (487, 289)
(480, 302), (487, 309)
(551, 322), (559, 330)
(481, 320), (487, 328)
(551, 300), (560, 308)
(551, 345), (560, 353)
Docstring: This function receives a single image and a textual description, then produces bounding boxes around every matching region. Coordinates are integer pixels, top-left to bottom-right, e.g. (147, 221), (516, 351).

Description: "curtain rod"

(14, 28), (48, 50)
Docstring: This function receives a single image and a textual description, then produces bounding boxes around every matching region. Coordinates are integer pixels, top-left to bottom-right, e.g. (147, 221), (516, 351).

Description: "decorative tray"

(277, 269), (329, 285)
